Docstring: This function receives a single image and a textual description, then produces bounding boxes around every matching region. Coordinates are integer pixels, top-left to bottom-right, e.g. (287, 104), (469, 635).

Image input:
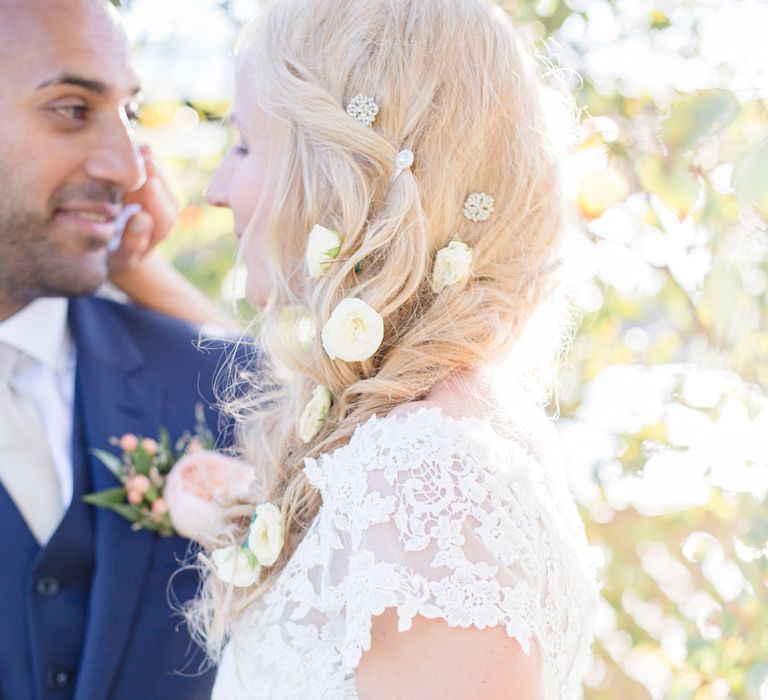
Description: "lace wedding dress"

(212, 405), (599, 699)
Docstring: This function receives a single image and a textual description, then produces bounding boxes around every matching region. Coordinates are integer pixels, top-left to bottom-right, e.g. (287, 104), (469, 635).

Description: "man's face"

(0, 0), (145, 313)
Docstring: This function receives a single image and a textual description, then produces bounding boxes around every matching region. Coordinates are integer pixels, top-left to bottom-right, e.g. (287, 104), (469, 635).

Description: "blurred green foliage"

(122, 0), (767, 697)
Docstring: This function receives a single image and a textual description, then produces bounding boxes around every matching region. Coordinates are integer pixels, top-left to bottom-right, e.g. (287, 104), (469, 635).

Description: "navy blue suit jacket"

(0, 296), (238, 700)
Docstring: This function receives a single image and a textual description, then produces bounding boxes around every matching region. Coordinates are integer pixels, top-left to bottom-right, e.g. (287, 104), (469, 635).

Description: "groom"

(0, 1), (227, 698)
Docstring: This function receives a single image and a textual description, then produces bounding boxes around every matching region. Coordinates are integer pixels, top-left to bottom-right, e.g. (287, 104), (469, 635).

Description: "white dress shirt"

(0, 298), (75, 509)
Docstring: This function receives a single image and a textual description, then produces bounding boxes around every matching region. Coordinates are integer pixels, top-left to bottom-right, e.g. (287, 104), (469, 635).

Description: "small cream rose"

(306, 225), (343, 278)
(431, 239), (473, 293)
(210, 545), (261, 587)
(298, 385), (333, 443)
(246, 503), (284, 566)
(321, 298), (384, 362)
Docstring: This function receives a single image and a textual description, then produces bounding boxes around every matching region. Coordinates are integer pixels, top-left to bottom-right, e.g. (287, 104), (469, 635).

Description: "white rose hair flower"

(431, 238), (474, 293)
(298, 385), (333, 443)
(306, 225), (343, 278)
(209, 545), (261, 588)
(246, 503), (284, 567)
(321, 298), (384, 362)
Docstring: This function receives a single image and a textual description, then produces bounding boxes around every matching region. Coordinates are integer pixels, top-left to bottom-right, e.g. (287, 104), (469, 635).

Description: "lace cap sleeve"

(303, 407), (548, 672)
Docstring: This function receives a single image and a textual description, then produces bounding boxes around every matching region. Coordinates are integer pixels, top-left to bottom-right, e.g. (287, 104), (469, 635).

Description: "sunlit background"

(112, 1), (768, 697)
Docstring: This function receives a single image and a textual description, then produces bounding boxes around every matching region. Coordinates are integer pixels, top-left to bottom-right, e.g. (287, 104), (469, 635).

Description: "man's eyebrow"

(36, 72), (142, 96)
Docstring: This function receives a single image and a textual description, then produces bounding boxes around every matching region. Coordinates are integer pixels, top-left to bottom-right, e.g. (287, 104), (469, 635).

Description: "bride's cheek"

(230, 169), (259, 229)
(242, 239), (272, 306)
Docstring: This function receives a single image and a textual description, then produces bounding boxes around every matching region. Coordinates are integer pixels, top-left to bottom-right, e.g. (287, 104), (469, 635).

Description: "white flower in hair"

(431, 238), (474, 293)
(463, 192), (494, 222)
(209, 545), (261, 587)
(246, 503), (284, 566)
(321, 298), (384, 362)
(306, 225), (343, 278)
(298, 385), (333, 443)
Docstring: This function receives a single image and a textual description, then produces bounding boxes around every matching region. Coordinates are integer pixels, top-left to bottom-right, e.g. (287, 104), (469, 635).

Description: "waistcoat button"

(35, 576), (61, 598)
(47, 666), (72, 688)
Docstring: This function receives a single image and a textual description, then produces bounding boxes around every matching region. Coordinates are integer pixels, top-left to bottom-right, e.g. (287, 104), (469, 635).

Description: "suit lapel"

(68, 299), (166, 700)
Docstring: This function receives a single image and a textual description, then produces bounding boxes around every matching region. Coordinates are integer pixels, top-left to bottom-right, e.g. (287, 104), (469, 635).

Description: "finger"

(126, 211), (156, 260)
(123, 176), (176, 237)
(124, 170), (178, 228)
(137, 144), (171, 184)
(109, 211), (153, 271)
(126, 210), (153, 239)
(137, 177), (177, 251)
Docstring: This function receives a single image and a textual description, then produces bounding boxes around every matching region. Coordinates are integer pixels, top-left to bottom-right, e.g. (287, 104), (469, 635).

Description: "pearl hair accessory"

(390, 149), (414, 185)
(346, 93), (379, 127)
(395, 149), (414, 170)
(463, 192), (494, 222)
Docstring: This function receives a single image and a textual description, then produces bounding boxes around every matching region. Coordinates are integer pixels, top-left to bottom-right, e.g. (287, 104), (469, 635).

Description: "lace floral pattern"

(213, 406), (599, 700)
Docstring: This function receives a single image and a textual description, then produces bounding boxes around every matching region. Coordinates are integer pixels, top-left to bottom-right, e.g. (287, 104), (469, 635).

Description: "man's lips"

(55, 203), (122, 243)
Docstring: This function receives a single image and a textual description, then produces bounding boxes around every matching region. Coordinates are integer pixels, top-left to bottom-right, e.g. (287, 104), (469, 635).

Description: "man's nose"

(84, 120), (146, 193)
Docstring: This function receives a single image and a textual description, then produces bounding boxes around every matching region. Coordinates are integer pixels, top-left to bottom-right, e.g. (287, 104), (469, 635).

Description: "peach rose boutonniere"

(83, 405), (226, 537)
(164, 449), (253, 542)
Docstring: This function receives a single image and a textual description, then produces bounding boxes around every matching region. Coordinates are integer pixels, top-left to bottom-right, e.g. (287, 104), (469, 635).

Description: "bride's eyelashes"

(226, 129), (249, 157)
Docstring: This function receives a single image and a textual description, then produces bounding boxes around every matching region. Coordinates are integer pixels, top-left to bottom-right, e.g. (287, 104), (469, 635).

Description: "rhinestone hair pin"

(346, 93), (379, 127)
(390, 149), (414, 185)
(463, 192), (494, 222)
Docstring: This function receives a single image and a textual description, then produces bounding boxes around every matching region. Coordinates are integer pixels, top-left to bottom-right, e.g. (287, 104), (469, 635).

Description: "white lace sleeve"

(213, 407), (597, 700)
(301, 408), (583, 675)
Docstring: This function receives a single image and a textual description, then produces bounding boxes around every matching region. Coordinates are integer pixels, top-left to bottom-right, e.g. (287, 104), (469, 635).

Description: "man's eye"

(54, 105), (88, 121)
(124, 102), (141, 124)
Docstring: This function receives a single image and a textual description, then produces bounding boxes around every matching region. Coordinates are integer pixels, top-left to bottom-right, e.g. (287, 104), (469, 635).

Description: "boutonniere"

(83, 405), (215, 536)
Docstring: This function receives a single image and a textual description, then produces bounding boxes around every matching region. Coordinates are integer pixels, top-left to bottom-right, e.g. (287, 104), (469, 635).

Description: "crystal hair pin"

(463, 192), (494, 222)
(390, 149), (414, 185)
(346, 93), (379, 127)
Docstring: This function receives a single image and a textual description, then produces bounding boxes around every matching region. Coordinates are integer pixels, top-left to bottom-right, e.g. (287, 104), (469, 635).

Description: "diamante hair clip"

(463, 192), (494, 222)
(346, 94), (379, 127)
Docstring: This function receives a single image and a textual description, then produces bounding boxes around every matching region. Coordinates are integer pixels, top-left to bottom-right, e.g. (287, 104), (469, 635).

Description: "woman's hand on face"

(108, 144), (179, 280)
(104, 146), (237, 330)
(355, 608), (545, 700)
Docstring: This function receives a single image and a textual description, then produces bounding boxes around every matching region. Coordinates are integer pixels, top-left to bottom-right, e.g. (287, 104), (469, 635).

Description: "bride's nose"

(205, 164), (230, 209)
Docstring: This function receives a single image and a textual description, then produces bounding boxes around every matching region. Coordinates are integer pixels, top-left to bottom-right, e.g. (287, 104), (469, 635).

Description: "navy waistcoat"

(0, 405), (94, 700)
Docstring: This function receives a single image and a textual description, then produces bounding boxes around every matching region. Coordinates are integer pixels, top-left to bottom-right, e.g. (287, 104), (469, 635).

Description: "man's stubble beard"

(0, 175), (112, 309)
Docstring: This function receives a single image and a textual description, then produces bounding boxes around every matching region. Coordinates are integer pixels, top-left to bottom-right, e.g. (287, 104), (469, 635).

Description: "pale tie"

(0, 342), (64, 545)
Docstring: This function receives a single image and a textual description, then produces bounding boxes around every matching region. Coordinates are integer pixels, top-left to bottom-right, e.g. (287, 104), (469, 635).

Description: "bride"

(137, 0), (599, 697)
